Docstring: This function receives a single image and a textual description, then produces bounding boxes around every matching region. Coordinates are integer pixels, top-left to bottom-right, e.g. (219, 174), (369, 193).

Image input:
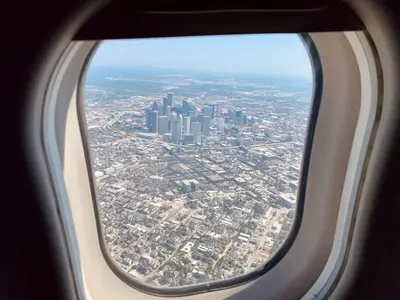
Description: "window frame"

(302, 31), (381, 300)
(37, 29), (381, 300)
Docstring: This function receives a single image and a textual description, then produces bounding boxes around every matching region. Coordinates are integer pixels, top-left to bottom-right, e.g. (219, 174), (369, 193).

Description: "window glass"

(84, 34), (313, 287)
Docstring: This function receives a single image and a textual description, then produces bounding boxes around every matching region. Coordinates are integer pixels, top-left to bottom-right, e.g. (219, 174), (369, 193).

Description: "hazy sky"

(91, 34), (312, 77)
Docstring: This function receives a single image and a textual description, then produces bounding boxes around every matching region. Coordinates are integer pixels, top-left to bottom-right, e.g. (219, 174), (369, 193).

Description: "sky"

(91, 34), (312, 78)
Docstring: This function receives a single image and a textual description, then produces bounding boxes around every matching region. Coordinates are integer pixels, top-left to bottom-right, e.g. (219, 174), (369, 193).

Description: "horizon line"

(89, 64), (313, 79)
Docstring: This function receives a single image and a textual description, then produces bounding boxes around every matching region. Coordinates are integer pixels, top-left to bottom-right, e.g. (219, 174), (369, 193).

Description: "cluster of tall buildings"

(235, 110), (249, 126)
(145, 93), (222, 145)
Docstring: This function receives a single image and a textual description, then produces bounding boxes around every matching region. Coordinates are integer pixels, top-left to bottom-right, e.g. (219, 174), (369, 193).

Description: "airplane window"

(83, 34), (314, 288)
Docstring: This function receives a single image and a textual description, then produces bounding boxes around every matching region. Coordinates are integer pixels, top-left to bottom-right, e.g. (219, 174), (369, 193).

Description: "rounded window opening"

(83, 34), (314, 289)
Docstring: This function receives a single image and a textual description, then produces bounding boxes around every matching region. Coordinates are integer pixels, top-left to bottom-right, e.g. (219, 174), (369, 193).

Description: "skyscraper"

(202, 116), (211, 136)
(145, 107), (152, 128)
(165, 105), (171, 116)
(158, 116), (169, 134)
(188, 111), (197, 119)
(149, 111), (159, 133)
(203, 106), (213, 119)
(242, 114), (248, 125)
(151, 101), (162, 115)
(238, 114), (248, 125)
(162, 97), (168, 115)
(191, 122), (201, 134)
(182, 99), (194, 116)
(236, 110), (243, 124)
(213, 103), (222, 118)
(163, 93), (173, 115)
(183, 117), (191, 134)
(167, 92), (173, 106)
(171, 117), (182, 141)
